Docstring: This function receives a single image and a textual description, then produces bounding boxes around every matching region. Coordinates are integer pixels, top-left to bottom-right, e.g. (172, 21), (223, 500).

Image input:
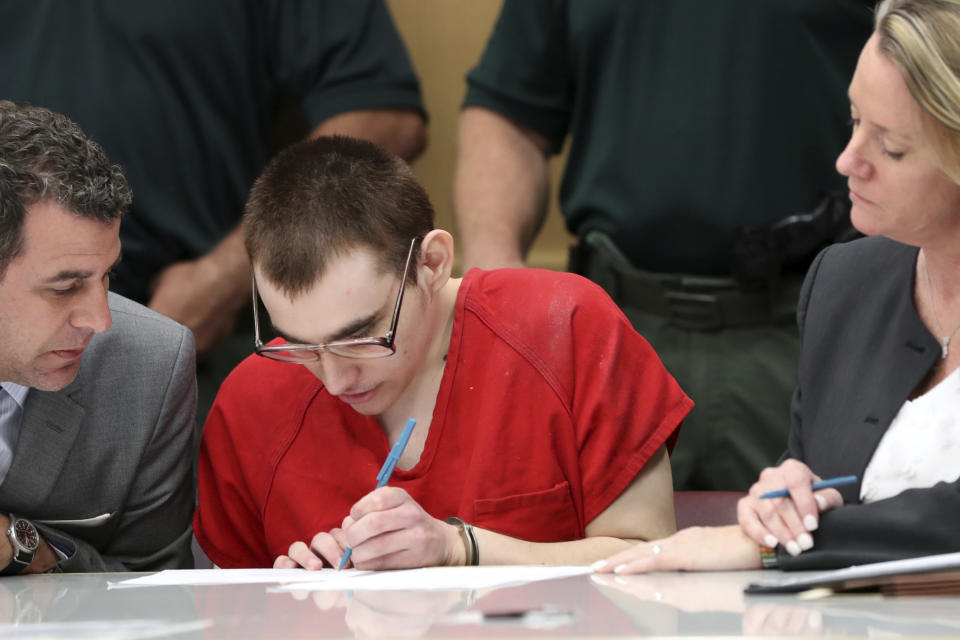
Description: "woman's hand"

(737, 459), (844, 556)
(591, 525), (762, 574)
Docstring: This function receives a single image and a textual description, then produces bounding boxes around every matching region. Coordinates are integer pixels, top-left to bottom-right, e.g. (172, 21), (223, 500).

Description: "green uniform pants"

(625, 308), (797, 491)
(572, 231), (799, 491)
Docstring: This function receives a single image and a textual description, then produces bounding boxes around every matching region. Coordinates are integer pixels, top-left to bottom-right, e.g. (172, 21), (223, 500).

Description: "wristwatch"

(1, 514), (39, 575)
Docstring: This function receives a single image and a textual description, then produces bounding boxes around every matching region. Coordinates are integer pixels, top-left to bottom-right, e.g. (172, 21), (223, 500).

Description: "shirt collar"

(0, 381), (30, 408)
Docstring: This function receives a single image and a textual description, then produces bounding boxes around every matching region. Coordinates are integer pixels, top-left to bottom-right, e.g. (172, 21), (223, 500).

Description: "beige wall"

(387, 0), (574, 273)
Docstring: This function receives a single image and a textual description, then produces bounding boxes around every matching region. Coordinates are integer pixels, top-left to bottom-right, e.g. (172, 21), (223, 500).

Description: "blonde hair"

(874, 0), (960, 183)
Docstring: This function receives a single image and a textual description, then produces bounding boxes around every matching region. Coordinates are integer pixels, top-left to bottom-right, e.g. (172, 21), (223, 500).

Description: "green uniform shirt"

(465, 0), (873, 274)
(0, 0), (425, 302)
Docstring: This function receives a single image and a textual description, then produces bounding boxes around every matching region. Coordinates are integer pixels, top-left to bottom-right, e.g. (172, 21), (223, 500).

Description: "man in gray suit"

(0, 101), (196, 573)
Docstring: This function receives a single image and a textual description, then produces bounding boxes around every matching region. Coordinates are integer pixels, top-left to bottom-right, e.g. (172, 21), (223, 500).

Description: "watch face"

(13, 519), (39, 552)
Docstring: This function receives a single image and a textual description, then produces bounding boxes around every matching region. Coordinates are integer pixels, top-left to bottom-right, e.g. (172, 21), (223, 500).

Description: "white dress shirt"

(861, 366), (960, 502)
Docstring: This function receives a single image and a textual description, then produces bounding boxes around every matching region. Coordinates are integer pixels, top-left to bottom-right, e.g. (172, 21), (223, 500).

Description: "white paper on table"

(0, 619), (210, 638)
(271, 565), (593, 592)
(109, 567), (371, 588)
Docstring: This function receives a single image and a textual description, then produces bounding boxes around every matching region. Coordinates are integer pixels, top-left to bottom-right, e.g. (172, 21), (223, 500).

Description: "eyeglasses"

(252, 237), (418, 362)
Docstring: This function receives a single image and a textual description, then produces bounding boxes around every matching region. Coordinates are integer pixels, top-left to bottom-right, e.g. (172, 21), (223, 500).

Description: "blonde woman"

(596, 0), (960, 574)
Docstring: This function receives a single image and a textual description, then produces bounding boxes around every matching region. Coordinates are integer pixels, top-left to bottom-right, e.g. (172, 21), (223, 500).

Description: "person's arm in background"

(149, 0), (426, 354)
(453, 106), (550, 271)
(454, 0), (571, 272)
(311, 108), (425, 160)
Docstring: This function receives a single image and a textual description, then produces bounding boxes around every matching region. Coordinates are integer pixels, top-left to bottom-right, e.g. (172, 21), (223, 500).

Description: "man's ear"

(416, 229), (455, 293)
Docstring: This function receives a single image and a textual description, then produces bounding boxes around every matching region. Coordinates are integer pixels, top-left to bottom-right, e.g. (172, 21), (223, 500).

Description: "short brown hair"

(244, 136), (434, 298)
(0, 101), (131, 279)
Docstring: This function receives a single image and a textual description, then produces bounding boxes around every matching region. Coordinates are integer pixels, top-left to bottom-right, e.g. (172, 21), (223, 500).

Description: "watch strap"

(760, 545), (779, 569)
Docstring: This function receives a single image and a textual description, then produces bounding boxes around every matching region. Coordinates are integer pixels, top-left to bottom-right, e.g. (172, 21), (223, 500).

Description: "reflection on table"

(1, 568), (960, 638)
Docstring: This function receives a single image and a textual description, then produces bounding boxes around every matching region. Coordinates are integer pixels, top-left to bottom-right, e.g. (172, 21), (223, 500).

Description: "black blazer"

(779, 236), (959, 570)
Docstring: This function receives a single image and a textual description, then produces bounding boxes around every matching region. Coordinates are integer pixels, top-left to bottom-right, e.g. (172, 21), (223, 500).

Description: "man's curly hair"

(0, 101), (131, 278)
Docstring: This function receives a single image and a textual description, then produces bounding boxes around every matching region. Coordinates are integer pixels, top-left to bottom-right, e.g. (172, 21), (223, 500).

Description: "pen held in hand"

(338, 417), (417, 570)
(759, 475), (857, 499)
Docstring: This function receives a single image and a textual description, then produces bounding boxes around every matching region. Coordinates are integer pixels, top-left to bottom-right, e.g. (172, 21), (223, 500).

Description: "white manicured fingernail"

(814, 494), (828, 511)
(804, 515), (819, 531)
(591, 560), (607, 571)
(797, 533), (814, 551)
(786, 540), (802, 556)
(613, 564), (628, 574)
(764, 535), (778, 548)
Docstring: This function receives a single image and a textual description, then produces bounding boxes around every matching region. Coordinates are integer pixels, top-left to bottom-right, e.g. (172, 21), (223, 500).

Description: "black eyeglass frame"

(252, 237), (419, 361)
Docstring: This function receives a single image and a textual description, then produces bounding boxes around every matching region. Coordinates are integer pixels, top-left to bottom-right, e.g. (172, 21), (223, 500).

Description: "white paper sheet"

(0, 619), (210, 639)
(272, 565), (593, 592)
(110, 567), (371, 588)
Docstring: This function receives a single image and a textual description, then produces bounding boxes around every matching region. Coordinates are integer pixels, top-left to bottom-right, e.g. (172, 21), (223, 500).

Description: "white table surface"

(1, 568), (959, 638)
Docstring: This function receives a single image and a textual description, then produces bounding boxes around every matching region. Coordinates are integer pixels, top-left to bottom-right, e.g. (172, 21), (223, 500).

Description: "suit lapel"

(843, 333), (937, 502)
(842, 250), (939, 503)
(0, 380), (84, 510)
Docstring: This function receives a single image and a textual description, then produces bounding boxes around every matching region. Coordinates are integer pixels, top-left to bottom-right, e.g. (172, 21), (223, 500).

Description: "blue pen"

(338, 418), (417, 569)
(759, 475), (857, 499)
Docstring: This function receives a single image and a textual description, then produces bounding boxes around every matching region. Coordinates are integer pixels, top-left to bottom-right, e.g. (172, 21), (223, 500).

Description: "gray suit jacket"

(0, 293), (196, 572)
(778, 236), (960, 570)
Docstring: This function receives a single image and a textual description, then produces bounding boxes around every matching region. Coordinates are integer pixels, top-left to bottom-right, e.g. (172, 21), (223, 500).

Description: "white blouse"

(860, 366), (960, 503)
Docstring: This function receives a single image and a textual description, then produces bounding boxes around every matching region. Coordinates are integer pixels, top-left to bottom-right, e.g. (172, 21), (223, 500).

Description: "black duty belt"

(569, 231), (802, 331)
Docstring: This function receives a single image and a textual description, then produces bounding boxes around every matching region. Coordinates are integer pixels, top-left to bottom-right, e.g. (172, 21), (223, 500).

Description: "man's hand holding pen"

(273, 417), (472, 570)
(274, 527), (350, 571)
(339, 486), (465, 569)
(273, 486), (465, 570)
